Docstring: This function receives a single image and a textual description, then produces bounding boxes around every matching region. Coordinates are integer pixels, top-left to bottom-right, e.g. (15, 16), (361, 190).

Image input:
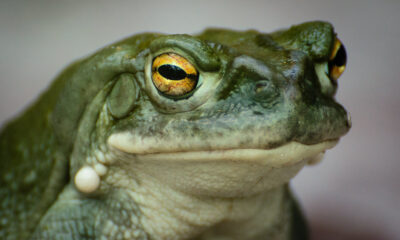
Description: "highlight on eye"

(328, 38), (347, 81)
(152, 53), (199, 98)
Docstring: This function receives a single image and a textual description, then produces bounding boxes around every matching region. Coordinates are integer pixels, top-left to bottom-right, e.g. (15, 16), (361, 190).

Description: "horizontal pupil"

(158, 64), (187, 80)
(331, 44), (347, 67)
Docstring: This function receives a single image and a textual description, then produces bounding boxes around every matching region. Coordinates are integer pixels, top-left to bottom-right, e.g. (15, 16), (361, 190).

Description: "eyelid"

(149, 35), (220, 72)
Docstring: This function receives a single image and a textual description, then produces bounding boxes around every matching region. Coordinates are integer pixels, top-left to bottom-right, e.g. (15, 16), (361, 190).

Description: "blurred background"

(0, 0), (399, 239)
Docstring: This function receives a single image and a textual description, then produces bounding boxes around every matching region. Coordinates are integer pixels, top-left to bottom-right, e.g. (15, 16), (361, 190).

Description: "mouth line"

(108, 135), (339, 167)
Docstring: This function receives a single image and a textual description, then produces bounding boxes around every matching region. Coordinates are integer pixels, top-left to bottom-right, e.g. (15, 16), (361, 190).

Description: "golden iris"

(152, 53), (199, 98)
(328, 38), (347, 81)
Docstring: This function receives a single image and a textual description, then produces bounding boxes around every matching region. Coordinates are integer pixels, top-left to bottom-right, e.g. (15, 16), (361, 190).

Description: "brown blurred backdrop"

(1, 1), (399, 239)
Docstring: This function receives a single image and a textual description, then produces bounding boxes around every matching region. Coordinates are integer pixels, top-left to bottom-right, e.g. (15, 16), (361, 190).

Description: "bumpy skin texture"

(0, 21), (350, 240)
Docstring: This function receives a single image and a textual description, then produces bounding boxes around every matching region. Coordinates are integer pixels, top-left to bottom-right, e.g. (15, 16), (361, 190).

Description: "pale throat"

(105, 138), (336, 239)
(107, 163), (292, 240)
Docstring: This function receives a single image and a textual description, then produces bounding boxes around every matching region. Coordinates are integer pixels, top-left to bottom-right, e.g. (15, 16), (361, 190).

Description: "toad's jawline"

(108, 133), (338, 167)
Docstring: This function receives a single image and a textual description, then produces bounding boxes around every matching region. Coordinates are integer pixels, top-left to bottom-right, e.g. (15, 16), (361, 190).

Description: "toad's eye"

(328, 38), (347, 81)
(152, 53), (199, 99)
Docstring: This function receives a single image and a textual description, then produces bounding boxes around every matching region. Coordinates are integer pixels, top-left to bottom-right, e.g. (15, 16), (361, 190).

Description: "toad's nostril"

(251, 80), (279, 106)
(254, 80), (269, 94)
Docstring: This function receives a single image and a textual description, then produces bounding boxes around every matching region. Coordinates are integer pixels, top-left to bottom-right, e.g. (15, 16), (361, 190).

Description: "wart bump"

(74, 166), (100, 193)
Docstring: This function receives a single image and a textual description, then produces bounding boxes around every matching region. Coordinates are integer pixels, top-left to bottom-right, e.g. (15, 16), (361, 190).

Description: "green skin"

(0, 21), (350, 240)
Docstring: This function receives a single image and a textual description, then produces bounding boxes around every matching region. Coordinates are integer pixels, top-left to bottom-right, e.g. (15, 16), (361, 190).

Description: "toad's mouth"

(108, 133), (338, 167)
